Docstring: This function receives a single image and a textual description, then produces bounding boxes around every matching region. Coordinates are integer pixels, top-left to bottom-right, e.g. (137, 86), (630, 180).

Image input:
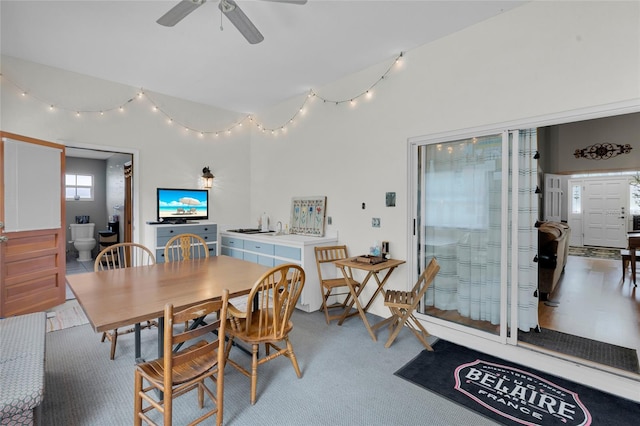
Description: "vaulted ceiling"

(1, 1), (526, 113)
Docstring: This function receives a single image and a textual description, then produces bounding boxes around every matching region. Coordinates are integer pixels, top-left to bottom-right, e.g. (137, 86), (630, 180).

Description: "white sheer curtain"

(511, 129), (539, 332)
(421, 134), (503, 326)
(419, 130), (539, 333)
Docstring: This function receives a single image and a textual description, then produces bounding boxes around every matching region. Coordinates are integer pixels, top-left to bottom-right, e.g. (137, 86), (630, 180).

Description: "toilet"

(70, 223), (96, 262)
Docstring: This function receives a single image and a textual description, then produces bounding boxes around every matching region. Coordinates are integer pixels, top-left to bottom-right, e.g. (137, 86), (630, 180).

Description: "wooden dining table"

(66, 255), (271, 360)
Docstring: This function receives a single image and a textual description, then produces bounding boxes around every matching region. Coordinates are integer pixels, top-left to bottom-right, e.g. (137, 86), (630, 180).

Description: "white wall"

(250, 0), (640, 308)
(0, 56), (253, 251)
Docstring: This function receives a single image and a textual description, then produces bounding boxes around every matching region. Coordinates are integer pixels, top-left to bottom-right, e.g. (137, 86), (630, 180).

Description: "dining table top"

(66, 255), (271, 333)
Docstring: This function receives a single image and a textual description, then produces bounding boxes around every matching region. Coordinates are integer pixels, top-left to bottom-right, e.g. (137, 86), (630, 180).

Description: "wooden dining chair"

(134, 290), (229, 426)
(164, 233), (211, 330)
(380, 257), (440, 349)
(224, 263), (305, 405)
(163, 233), (210, 263)
(94, 242), (156, 360)
(314, 245), (361, 324)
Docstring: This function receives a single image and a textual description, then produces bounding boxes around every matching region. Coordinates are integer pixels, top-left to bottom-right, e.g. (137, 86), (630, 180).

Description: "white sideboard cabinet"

(219, 232), (338, 312)
(147, 221), (217, 263)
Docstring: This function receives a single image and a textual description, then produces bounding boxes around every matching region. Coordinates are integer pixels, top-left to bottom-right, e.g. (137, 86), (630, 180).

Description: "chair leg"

(285, 337), (302, 378)
(109, 329), (118, 360)
(250, 344), (259, 405)
(133, 370), (143, 426)
(406, 314), (433, 351)
(321, 289), (332, 324)
(164, 388), (172, 426)
(385, 309), (410, 348)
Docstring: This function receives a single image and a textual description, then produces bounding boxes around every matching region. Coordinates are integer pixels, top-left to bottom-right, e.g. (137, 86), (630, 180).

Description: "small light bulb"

(21, 92), (27, 97)
(119, 106), (124, 112)
(49, 105), (54, 111)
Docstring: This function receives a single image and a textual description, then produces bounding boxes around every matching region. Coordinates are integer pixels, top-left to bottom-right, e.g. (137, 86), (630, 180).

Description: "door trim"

(59, 139), (140, 244)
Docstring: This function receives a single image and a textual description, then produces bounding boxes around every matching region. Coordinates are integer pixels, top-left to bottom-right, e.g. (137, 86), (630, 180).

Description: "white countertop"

(220, 230), (338, 245)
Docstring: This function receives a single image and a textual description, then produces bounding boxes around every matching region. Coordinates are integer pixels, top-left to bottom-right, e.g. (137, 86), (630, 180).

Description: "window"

(571, 184), (582, 214)
(65, 174), (94, 201)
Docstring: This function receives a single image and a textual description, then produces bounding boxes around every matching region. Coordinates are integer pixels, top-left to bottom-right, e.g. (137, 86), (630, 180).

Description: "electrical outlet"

(372, 218), (381, 228)
(327, 216), (332, 225)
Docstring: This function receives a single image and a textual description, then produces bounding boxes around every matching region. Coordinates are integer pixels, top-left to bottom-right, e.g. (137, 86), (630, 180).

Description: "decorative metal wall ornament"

(574, 142), (632, 160)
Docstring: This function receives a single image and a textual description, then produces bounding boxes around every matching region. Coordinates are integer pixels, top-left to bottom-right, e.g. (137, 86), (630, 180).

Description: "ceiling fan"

(157, 0), (307, 44)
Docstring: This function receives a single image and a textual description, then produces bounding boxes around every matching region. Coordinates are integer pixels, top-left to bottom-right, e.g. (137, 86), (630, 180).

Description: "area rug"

(518, 328), (640, 374)
(46, 299), (88, 332)
(395, 340), (640, 425)
(567, 246), (620, 260)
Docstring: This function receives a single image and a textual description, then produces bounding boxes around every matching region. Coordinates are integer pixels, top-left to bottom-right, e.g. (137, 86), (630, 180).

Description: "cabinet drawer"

(221, 236), (243, 248)
(157, 224), (217, 246)
(244, 241), (274, 256)
(274, 245), (301, 261)
(156, 243), (216, 263)
(221, 247), (243, 259)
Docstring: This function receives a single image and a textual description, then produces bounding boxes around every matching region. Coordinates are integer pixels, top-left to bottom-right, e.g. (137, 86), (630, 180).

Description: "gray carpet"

(42, 310), (501, 425)
(519, 328), (640, 373)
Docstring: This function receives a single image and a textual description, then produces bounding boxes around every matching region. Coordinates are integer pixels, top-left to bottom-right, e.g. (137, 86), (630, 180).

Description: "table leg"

(362, 267), (397, 312)
(337, 268), (380, 341)
(157, 317), (164, 359)
(632, 249), (637, 286)
(337, 269), (372, 326)
(134, 323), (142, 362)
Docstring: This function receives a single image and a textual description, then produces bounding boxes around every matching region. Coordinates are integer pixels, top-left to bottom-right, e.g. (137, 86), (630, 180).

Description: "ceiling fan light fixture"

(220, 0), (235, 13)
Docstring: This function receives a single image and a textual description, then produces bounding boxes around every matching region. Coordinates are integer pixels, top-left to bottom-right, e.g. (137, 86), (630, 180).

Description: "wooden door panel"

(2, 228), (65, 316)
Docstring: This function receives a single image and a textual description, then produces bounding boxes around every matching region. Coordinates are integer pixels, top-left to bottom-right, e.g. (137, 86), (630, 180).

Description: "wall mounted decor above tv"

(157, 188), (208, 224)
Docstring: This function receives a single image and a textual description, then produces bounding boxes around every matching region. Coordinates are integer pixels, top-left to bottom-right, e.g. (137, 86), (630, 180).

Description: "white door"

(544, 174), (562, 222)
(583, 177), (628, 248)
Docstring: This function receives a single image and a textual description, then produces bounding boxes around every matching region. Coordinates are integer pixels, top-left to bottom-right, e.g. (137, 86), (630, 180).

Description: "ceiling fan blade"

(157, 0), (206, 27)
(219, 0), (264, 44)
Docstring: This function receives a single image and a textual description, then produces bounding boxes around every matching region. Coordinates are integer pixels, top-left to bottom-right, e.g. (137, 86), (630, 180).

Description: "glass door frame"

(408, 128), (523, 346)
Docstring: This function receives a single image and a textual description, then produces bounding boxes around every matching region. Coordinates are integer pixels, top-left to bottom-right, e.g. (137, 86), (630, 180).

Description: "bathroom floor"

(65, 252), (93, 299)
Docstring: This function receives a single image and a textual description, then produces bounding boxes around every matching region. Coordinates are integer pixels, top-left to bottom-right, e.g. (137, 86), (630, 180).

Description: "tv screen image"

(157, 188), (208, 222)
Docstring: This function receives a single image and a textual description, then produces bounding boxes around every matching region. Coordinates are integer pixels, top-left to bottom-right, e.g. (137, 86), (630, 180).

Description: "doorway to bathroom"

(64, 146), (135, 276)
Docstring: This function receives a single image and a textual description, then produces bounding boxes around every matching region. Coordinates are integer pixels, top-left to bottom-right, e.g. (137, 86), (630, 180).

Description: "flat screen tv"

(157, 188), (208, 223)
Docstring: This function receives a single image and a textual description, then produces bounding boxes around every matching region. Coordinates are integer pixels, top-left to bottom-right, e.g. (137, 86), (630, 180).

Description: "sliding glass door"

(410, 129), (539, 343)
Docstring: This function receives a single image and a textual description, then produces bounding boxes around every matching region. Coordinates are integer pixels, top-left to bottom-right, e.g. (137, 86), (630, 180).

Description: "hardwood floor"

(539, 255), (640, 351)
(424, 254), (640, 357)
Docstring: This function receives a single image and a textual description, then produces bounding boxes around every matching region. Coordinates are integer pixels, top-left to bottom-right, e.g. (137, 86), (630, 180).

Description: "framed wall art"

(290, 196), (327, 236)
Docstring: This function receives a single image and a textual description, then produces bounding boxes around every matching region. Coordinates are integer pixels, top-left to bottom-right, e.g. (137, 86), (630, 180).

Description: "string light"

(0, 51), (406, 139)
